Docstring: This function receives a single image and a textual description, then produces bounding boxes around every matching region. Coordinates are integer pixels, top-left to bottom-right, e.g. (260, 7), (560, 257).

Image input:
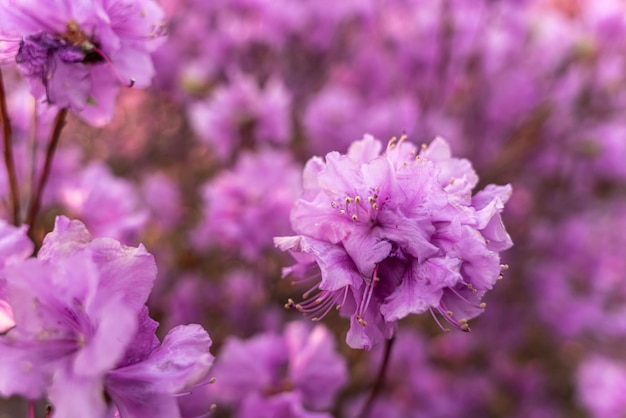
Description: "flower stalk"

(26, 107), (68, 244)
(0, 69), (21, 226)
(356, 335), (396, 418)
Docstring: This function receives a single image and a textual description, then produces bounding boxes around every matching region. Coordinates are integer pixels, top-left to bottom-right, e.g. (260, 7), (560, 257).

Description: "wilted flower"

(275, 135), (512, 349)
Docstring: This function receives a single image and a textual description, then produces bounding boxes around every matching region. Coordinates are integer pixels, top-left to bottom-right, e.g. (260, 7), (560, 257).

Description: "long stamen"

(448, 285), (483, 309)
(358, 264), (379, 318)
(302, 281), (322, 299)
(311, 297), (339, 321)
(288, 289), (339, 320)
(429, 307), (450, 332)
(338, 286), (349, 309)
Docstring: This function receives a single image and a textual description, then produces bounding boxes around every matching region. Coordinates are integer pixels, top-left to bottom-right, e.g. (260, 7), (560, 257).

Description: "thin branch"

(26, 107), (68, 242)
(0, 69), (21, 225)
(356, 335), (396, 418)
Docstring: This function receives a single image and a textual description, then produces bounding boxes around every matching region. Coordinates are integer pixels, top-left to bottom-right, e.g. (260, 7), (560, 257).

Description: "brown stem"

(356, 335), (396, 418)
(0, 69), (21, 225)
(26, 108), (68, 243)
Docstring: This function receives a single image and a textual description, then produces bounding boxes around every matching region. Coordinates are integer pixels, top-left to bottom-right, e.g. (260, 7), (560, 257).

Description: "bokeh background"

(2, 0), (626, 417)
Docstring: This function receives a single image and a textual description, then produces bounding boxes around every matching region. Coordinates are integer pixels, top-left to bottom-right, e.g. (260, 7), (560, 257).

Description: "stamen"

(449, 286), (482, 308)
(437, 300), (472, 332)
(302, 280), (322, 299)
(358, 264), (379, 318)
(311, 297), (339, 321)
(338, 286), (349, 309)
(459, 319), (470, 332)
(429, 308), (450, 332)
(291, 290), (341, 321)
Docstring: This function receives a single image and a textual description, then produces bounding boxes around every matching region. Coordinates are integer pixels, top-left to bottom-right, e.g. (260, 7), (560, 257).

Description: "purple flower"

(211, 321), (347, 417)
(576, 355), (626, 418)
(303, 84), (419, 154)
(345, 329), (493, 418)
(0, 216), (214, 417)
(530, 202), (626, 339)
(192, 148), (301, 261)
(275, 135), (512, 349)
(0, 221), (33, 333)
(58, 162), (149, 243)
(0, 0), (166, 125)
(141, 173), (182, 229)
(105, 312), (214, 418)
(188, 73), (291, 160)
(0, 216), (155, 411)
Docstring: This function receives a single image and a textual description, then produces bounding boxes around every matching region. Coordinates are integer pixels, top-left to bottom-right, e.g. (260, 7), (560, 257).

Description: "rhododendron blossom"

(210, 321), (347, 418)
(0, 0), (166, 125)
(0, 217), (214, 417)
(275, 135), (512, 349)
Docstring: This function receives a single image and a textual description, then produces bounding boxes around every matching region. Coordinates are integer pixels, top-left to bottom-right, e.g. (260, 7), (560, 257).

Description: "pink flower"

(0, 0), (166, 125)
(275, 135), (512, 349)
(211, 321), (347, 417)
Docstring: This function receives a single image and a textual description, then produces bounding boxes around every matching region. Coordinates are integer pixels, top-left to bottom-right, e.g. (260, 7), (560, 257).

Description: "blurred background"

(2, 0), (626, 417)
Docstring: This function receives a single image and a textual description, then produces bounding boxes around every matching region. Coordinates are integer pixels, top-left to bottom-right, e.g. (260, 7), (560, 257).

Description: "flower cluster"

(192, 148), (302, 262)
(0, 217), (213, 417)
(3, 0), (626, 415)
(276, 135), (512, 349)
(209, 321), (347, 418)
(0, 0), (166, 125)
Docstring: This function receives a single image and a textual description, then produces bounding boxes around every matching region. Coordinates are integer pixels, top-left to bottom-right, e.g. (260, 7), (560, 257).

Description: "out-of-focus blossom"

(141, 173), (183, 229)
(530, 202), (626, 339)
(192, 148), (301, 261)
(0, 0), (166, 125)
(303, 85), (419, 154)
(345, 329), (492, 418)
(188, 73), (291, 160)
(276, 135), (512, 349)
(576, 355), (626, 418)
(211, 321), (347, 417)
(0, 221), (33, 333)
(162, 270), (276, 336)
(58, 162), (149, 243)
